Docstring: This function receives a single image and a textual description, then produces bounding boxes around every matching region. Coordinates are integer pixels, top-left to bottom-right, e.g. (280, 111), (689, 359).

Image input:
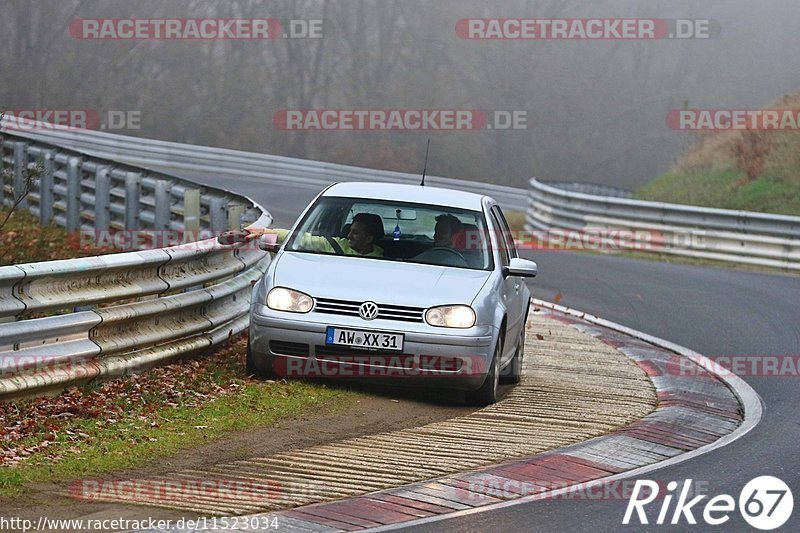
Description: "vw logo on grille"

(359, 301), (379, 320)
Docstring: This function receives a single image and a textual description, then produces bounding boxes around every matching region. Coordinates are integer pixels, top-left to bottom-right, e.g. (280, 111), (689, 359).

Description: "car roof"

(322, 182), (490, 211)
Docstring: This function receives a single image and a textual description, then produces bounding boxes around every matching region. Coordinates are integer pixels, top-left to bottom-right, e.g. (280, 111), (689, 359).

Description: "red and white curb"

(147, 300), (760, 532)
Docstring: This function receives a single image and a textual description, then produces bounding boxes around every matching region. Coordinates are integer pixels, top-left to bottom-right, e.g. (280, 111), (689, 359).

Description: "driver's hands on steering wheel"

(428, 246), (466, 260)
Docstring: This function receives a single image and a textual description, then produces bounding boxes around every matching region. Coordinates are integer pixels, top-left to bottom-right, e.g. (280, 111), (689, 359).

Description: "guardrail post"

(94, 166), (111, 231)
(210, 197), (226, 231)
(13, 142), (27, 208)
(0, 141), (5, 205)
(39, 151), (55, 225)
(183, 188), (200, 238)
(66, 157), (82, 231)
(124, 171), (141, 230)
(228, 205), (244, 229)
(154, 180), (171, 230)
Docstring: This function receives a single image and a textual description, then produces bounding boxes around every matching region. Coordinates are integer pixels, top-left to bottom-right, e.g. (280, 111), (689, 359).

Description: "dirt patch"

(0, 385), (478, 528)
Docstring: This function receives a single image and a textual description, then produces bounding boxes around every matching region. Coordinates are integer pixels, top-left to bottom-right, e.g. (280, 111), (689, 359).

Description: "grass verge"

(634, 92), (800, 216)
(635, 169), (800, 216)
(0, 208), (116, 266)
(0, 335), (355, 497)
(504, 211), (526, 231)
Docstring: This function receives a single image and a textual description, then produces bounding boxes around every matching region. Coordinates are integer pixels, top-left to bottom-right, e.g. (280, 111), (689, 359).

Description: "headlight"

(266, 287), (313, 313)
(425, 305), (476, 328)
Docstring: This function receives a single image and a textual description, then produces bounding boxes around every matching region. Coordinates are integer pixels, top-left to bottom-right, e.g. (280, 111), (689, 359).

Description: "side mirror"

(503, 257), (537, 278)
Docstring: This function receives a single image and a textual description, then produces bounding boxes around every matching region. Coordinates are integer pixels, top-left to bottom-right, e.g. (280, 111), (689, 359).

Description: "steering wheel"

(428, 247), (466, 261)
(313, 233), (345, 255)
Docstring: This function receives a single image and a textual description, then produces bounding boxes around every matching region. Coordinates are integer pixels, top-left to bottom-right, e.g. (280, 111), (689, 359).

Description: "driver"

(228, 213), (384, 257)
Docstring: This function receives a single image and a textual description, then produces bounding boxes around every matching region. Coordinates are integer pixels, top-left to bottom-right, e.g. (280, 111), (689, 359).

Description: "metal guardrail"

(0, 133), (263, 235)
(526, 178), (800, 270)
(0, 120), (273, 399)
(0, 117), (529, 212)
(543, 181), (633, 199)
(0, 114), (530, 399)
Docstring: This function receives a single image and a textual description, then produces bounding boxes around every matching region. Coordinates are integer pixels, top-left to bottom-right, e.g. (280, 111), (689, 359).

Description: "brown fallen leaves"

(0, 334), (250, 467)
(0, 208), (117, 266)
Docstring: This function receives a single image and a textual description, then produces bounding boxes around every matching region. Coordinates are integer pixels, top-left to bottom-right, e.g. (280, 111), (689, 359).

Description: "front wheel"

(500, 327), (525, 384)
(465, 337), (502, 406)
(246, 339), (275, 379)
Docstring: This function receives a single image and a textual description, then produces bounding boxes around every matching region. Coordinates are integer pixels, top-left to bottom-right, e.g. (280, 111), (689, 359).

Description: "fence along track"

(1, 116), (528, 212)
(526, 178), (800, 270)
(0, 120), (272, 399)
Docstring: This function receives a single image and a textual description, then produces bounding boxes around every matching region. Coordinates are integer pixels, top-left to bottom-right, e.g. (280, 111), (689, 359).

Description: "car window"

(285, 196), (494, 270)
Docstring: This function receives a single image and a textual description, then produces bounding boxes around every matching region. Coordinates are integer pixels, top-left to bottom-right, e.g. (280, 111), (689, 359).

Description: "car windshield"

(285, 196), (493, 270)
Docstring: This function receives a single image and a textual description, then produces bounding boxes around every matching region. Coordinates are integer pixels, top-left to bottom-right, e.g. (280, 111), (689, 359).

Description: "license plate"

(326, 327), (404, 352)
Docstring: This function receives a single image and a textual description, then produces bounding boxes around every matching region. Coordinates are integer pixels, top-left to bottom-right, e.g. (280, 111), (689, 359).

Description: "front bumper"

(249, 304), (496, 391)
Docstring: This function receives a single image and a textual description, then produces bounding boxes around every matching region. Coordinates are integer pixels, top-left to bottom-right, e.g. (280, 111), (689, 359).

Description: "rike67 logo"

(624, 477), (794, 530)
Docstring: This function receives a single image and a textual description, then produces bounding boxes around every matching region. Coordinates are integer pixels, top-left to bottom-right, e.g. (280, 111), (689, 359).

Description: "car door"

(489, 205), (525, 365)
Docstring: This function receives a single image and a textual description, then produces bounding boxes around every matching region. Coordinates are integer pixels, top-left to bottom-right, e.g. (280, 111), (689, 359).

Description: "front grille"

(315, 344), (414, 360)
(418, 355), (464, 372)
(314, 348), (463, 373)
(269, 341), (310, 357)
(314, 297), (425, 323)
(315, 346), (415, 367)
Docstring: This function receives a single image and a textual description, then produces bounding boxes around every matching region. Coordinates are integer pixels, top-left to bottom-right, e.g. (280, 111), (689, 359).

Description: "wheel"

(500, 327), (525, 384)
(465, 336), (502, 406)
(246, 338), (275, 379)
(428, 247), (466, 261)
(414, 247), (468, 267)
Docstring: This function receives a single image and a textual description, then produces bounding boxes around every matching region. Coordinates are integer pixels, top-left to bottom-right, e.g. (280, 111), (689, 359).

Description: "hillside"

(635, 93), (800, 216)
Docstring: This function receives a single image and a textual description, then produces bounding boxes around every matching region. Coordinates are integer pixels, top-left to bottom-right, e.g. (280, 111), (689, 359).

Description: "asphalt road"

(169, 173), (800, 531)
(395, 250), (800, 532)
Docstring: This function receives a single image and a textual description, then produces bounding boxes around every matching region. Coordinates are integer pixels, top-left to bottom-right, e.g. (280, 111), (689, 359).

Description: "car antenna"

(420, 138), (430, 186)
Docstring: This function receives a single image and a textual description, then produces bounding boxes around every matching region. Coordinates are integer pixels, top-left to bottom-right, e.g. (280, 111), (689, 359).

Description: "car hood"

(274, 252), (491, 307)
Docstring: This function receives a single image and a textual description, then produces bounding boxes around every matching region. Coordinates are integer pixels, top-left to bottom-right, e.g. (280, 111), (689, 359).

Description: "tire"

(500, 327), (525, 384)
(246, 339), (275, 379)
(465, 336), (502, 406)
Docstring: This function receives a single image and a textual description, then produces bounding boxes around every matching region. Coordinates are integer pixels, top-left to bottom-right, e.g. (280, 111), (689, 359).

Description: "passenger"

(433, 214), (462, 248)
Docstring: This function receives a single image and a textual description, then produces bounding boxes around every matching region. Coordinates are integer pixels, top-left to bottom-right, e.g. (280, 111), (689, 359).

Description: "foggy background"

(2, 0), (798, 190)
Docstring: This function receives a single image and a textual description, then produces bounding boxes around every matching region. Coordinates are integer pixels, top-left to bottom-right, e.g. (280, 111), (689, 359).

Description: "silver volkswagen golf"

(245, 182), (537, 406)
